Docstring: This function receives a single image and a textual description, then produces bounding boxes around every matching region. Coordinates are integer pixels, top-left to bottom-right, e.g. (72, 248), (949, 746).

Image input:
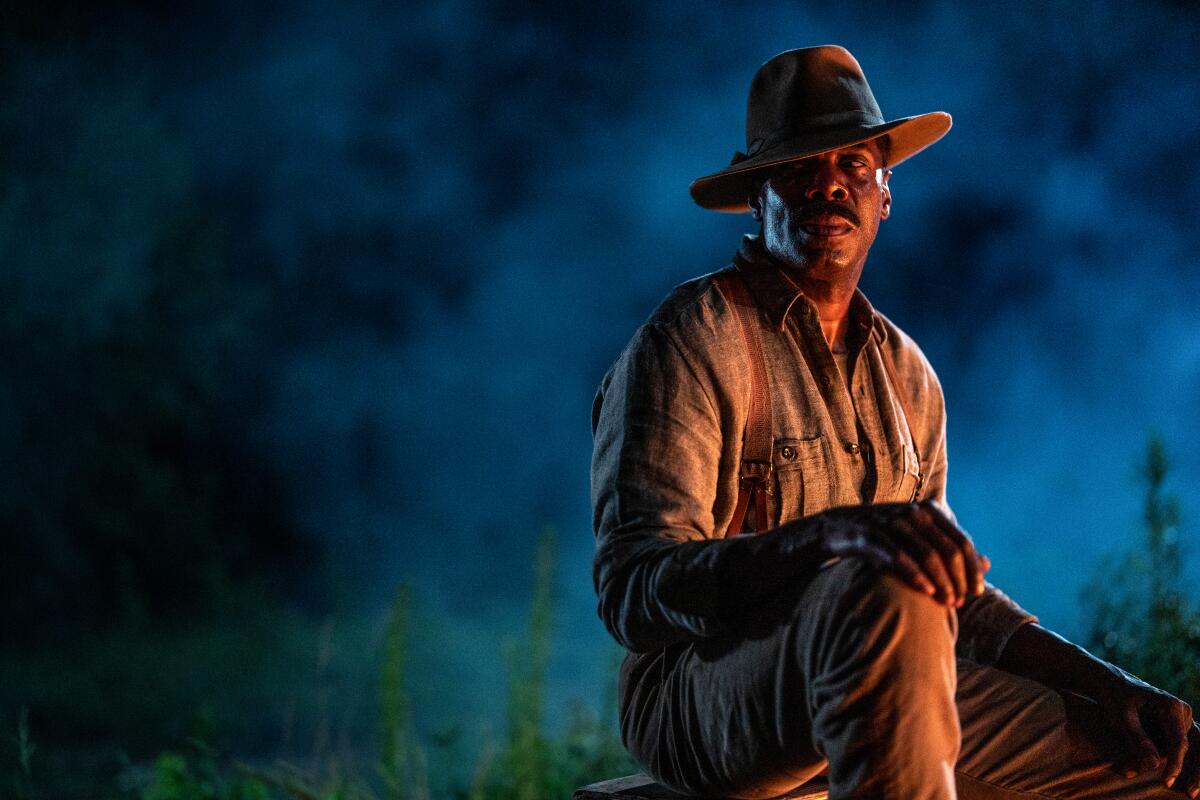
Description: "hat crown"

(688, 43), (951, 212)
(746, 46), (885, 151)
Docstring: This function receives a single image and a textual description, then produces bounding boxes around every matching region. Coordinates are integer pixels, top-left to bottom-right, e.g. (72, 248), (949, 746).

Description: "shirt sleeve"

(590, 322), (821, 653)
(921, 384), (1038, 665)
(591, 321), (734, 652)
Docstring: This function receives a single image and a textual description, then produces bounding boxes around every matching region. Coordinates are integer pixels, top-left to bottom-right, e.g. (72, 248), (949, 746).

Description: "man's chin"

(785, 250), (859, 285)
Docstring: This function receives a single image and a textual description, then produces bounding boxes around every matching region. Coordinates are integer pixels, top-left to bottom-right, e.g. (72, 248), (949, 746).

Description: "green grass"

(1, 528), (632, 799)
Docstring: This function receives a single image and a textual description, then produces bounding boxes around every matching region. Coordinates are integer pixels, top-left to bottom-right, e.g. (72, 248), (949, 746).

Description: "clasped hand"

(1095, 673), (1200, 795)
(813, 500), (989, 608)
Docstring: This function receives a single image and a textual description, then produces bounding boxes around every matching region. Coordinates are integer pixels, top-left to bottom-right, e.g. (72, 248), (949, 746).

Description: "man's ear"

(880, 168), (893, 220)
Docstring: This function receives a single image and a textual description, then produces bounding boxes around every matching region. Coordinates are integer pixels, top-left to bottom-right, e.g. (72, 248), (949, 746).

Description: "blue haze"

(30, 0), (1200, 735)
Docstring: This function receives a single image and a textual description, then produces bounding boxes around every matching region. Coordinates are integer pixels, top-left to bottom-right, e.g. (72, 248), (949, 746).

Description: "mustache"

(797, 201), (860, 227)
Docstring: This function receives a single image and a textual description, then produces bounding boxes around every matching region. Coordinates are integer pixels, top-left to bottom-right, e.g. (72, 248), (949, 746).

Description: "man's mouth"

(797, 204), (859, 237)
(799, 214), (855, 237)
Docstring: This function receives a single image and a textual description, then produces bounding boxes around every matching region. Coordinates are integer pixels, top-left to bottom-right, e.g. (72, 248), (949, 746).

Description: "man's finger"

(890, 548), (937, 598)
(901, 531), (957, 606)
(1164, 731), (1188, 788)
(1160, 703), (1192, 788)
(1120, 705), (1163, 776)
(869, 527), (936, 597)
(960, 542), (982, 597)
(913, 506), (968, 603)
(937, 542), (968, 605)
(971, 553), (989, 594)
(1182, 724), (1200, 797)
(917, 502), (978, 601)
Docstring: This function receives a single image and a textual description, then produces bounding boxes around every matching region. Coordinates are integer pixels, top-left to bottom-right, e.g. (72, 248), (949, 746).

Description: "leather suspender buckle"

(739, 460), (773, 494)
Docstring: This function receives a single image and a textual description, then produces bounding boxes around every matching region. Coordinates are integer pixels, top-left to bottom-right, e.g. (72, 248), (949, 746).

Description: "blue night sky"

(6, 0), (1200, 746)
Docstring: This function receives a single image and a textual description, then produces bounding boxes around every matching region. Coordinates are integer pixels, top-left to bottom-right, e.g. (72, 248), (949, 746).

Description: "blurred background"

(2, 1), (1199, 798)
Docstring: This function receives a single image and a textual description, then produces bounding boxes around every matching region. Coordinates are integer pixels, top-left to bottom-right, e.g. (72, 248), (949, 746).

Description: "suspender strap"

(713, 270), (773, 537)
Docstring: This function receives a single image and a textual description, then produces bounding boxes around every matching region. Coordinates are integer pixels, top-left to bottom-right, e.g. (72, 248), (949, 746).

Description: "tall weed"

(15, 528), (631, 799)
(1082, 436), (1200, 704)
(377, 585), (429, 800)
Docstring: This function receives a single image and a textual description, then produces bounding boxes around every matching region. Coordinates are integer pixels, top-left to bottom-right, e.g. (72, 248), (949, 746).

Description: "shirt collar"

(731, 234), (888, 344)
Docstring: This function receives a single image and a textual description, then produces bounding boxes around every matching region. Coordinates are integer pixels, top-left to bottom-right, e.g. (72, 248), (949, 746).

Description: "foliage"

(290, 528), (632, 800)
(1082, 436), (1200, 705)
(6, 527), (630, 800)
(0, 38), (322, 644)
(377, 585), (429, 800)
(142, 750), (270, 800)
(471, 527), (635, 800)
(494, 528), (556, 800)
(8, 707), (35, 800)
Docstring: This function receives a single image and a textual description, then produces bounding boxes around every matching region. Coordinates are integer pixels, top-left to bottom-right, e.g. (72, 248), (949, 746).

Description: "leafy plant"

(142, 749), (270, 800)
(17, 527), (631, 799)
(9, 707), (36, 800)
(472, 527), (634, 800)
(1082, 435), (1200, 705)
(377, 585), (429, 800)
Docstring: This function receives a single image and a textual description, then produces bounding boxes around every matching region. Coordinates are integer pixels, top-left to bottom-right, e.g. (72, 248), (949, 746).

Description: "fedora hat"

(689, 45), (952, 213)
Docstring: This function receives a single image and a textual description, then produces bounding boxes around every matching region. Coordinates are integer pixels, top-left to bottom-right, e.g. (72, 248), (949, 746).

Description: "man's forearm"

(606, 519), (832, 651)
(995, 621), (1127, 700)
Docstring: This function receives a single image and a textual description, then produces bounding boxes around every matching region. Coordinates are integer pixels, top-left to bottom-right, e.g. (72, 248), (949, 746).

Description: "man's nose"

(803, 163), (849, 202)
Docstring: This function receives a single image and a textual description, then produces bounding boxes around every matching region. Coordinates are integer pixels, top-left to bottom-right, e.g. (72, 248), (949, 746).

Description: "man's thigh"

(955, 658), (1179, 799)
(628, 556), (952, 799)
(647, 601), (829, 799)
(624, 567), (844, 799)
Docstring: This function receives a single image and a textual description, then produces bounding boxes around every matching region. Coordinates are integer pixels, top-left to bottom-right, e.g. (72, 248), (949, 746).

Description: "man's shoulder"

(597, 266), (743, 391)
(592, 266), (745, 432)
(641, 267), (736, 333)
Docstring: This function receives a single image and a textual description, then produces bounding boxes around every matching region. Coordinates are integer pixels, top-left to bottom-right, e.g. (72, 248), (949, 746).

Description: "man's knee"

(805, 556), (952, 615)
(792, 557), (958, 670)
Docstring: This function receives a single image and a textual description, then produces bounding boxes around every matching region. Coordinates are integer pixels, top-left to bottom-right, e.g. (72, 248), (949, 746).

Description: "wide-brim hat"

(690, 45), (951, 213)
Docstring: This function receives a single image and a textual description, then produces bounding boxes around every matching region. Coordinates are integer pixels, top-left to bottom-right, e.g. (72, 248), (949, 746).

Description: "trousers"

(619, 558), (1179, 800)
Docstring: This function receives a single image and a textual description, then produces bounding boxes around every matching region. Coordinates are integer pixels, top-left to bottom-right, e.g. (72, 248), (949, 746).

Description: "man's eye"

(842, 159), (868, 169)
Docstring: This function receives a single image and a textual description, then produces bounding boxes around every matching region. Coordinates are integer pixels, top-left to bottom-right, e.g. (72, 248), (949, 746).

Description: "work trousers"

(620, 558), (1179, 800)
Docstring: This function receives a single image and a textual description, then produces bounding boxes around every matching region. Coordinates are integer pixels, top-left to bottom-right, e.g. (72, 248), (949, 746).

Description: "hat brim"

(688, 111), (952, 213)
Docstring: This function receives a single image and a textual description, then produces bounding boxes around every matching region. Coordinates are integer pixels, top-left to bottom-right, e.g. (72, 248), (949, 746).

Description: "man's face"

(750, 139), (891, 287)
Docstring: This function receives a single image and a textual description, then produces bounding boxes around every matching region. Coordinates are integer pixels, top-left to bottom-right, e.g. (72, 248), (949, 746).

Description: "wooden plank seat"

(573, 773), (829, 799)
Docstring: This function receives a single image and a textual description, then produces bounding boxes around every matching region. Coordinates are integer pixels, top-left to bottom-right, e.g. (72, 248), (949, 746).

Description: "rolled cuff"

(955, 582), (1038, 666)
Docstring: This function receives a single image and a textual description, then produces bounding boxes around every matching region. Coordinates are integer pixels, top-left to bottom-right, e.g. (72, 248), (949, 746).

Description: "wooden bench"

(573, 773), (829, 799)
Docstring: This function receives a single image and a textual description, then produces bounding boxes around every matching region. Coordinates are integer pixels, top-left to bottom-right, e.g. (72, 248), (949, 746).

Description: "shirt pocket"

(771, 433), (829, 524)
(883, 443), (922, 504)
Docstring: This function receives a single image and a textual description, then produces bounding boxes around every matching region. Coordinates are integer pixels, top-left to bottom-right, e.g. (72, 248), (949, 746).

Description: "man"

(590, 46), (1200, 799)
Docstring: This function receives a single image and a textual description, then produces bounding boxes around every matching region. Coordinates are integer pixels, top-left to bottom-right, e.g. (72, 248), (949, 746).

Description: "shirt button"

(821, 375), (831, 386)
(781, 445), (796, 461)
(845, 442), (861, 455)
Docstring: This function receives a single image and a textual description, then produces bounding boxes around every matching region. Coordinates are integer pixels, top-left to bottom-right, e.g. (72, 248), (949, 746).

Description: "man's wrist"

(1088, 659), (1153, 702)
(777, 511), (838, 561)
(998, 622), (1133, 701)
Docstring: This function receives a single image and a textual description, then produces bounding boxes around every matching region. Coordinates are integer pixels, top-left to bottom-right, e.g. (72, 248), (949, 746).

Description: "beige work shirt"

(591, 235), (1035, 687)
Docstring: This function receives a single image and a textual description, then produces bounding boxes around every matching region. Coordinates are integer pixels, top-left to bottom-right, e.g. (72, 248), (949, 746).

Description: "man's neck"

(740, 234), (864, 353)
(782, 271), (858, 354)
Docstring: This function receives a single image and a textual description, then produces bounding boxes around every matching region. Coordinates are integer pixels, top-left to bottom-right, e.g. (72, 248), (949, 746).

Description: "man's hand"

(999, 623), (1200, 794)
(1094, 673), (1200, 795)
(810, 501), (989, 607)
